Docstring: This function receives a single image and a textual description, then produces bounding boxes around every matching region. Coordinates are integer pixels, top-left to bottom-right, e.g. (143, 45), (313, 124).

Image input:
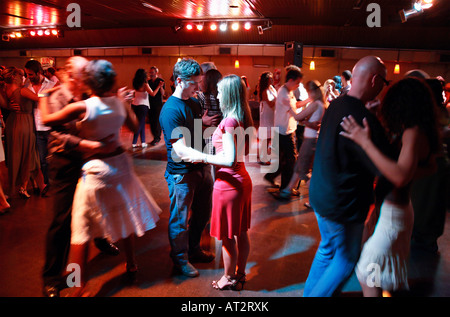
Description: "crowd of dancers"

(0, 54), (449, 297)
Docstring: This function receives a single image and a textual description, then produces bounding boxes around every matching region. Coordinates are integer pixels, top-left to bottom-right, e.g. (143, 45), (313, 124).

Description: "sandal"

(232, 272), (246, 291)
(212, 275), (237, 290)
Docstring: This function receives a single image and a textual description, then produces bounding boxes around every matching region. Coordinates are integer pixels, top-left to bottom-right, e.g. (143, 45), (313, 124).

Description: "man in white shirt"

(24, 60), (56, 194)
(264, 65), (304, 190)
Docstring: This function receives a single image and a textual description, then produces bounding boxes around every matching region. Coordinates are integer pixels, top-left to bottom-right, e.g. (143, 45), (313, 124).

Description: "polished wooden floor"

(0, 126), (449, 298)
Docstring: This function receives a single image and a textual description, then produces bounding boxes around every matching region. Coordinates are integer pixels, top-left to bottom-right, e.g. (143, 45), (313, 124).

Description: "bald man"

(304, 56), (394, 297)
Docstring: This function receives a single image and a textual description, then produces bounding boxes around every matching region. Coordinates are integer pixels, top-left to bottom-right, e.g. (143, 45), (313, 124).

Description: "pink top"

(212, 117), (250, 190)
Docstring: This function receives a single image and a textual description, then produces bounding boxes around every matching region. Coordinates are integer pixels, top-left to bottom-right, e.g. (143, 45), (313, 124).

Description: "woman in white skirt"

(257, 71), (277, 164)
(40, 60), (161, 296)
(340, 77), (440, 296)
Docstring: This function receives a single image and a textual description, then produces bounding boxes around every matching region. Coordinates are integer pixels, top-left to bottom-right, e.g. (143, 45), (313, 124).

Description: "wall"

(1, 45), (449, 99)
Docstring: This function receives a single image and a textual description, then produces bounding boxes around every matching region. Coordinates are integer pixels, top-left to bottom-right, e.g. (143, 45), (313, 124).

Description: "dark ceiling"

(1, 0), (449, 51)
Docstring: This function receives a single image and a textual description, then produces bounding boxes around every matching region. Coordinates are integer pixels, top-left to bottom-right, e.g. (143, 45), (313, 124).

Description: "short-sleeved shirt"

(274, 85), (298, 135)
(309, 94), (394, 223)
(160, 95), (206, 174)
(148, 78), (165, 107)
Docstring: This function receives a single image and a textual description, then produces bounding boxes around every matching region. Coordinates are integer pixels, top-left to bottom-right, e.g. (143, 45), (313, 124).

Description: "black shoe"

(41, 184), (50, 197)
(150, 139), (160, 146)
(43, 285), (60, 297)
(94, 238), (120, 256)
(174, 262), (199, 278)
(189, 249), (215, 263)
(263, 174), (280, 188)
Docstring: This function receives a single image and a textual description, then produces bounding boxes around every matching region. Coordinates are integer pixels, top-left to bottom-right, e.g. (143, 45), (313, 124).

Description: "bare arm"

(21, 88), (39, 101)
(290, 101), (318, 122)
(175, 131), (236, 168)
(340, 116), (420, 187)
(143, 82), (162, 97)
(40, 99), (86, 126)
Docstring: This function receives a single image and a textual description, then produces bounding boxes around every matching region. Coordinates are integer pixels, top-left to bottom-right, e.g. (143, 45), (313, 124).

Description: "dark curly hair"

(83, 59), (116, 96)
(132, 68), (148, 90)
(257, 71), (273, 102)
(380, 77), (440, 154)
(204, 68), (222, 96)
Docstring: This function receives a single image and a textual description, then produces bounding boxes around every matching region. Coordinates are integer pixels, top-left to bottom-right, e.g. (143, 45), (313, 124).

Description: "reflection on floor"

(0, 127), (448, 298)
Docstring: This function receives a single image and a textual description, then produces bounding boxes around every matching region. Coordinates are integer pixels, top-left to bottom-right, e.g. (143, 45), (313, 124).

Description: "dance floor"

(0, 126), (449, 299)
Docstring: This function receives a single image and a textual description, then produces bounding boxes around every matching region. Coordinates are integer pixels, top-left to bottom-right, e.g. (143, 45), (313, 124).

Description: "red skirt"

(210, 165), (252, 240)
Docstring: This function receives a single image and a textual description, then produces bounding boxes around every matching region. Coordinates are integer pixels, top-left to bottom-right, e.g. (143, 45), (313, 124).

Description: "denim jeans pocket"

(172, 173), (185, 185)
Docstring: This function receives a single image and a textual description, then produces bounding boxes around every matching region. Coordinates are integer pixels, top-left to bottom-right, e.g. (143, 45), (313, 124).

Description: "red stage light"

(244, 22), (251, 30)
(29, 30), (36, 36)
(44, 29), (51, 36)
(37, 30), (44, 36)
(186, 24), (193, 30)
(51, 29), (58, 36)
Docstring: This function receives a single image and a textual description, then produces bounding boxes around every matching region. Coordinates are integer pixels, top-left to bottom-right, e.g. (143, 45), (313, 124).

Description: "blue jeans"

(303, 212), (364, 297)
(164, 166), (213, 265)
(36, 131), (50, 184)
(132, 104), (149, 144)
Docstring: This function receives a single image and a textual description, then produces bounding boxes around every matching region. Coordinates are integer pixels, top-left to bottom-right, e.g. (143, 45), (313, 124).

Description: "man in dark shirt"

(160, 58), (214, 278)
(148, 66), (165, 146)
(304, 56), (392, 297)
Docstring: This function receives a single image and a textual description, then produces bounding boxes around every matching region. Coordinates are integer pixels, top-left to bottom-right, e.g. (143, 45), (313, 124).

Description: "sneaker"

(132, 144), (138, 148)
(141, 142), (148, 148)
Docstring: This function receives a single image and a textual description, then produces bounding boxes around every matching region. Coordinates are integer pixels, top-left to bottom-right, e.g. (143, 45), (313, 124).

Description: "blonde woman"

(179, 74), (254, 290)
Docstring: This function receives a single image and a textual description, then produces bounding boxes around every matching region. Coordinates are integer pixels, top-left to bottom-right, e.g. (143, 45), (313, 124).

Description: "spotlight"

(196, 23), (203, 31)
(244, 22), (251, 30)
(37, 30), (44, 36)
(210, 23), (217, 31)
(186, 23), (193, 30)
(9, 32), (16, 38)
(309, 60), (315, 71)
(231, 22), (239, 31)
(1, 34), (10, 41)
(29, 30), (36, 36)
(394, 63), (401, 74)
(51, 29), (58, 36)
(257, 20), (272, 35)
(400, 0), (434, 23)
(219, 22), (227, 31)
(44, 29), (51, 36)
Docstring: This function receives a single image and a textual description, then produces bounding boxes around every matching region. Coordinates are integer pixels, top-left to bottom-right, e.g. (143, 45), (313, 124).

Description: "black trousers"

(149, 103), (162, 141)
(265, 132), (297, 190)
(42, 153), (82, 288)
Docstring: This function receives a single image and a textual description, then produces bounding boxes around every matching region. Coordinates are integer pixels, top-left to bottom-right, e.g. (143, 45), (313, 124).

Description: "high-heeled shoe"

(232, 272), (246, 291)
(212, 275), (237, 290)
(0, 204), (11, 215)
(18, 188), (31, 199)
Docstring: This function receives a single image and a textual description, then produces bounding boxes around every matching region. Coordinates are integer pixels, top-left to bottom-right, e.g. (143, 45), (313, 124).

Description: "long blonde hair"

(217, 74), (254, 129)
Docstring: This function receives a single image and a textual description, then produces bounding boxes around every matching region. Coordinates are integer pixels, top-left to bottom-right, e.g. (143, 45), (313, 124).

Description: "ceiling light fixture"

(219, 22), (227, 31)
(141, 1), (163, 13)
(399, 0), (434, 23)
